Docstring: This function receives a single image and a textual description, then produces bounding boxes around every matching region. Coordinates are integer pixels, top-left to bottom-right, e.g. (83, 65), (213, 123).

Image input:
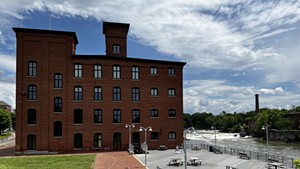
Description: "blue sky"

(1, 0), (300, 114)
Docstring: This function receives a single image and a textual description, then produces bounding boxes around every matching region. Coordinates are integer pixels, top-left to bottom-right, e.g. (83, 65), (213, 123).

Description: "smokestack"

(255, 94), (259, 114)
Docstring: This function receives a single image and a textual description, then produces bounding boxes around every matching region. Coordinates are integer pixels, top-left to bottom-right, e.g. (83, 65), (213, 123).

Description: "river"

(186, 130), (300, 159)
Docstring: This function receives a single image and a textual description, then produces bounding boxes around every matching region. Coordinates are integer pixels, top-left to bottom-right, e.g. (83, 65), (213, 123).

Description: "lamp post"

(125, 124), (135, 153)
(211, 126), (217, 150)
(261, 125), (269, 156)
(139, 126), (152, 167)
(184, 127), (194, 169)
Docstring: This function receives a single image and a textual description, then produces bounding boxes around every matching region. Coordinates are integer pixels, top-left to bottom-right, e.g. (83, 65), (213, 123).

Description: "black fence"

(185, 143), (295, 168)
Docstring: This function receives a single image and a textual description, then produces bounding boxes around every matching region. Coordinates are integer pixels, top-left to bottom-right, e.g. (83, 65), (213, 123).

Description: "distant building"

(0, 101), (12, 112)
(13, 22), (186, 154)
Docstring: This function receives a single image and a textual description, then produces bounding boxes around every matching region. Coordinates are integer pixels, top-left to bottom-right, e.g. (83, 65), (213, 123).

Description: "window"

(94, 133), (102, 148)
(94, 87), (102, 101)
(74, 63), (82, 78)
(168, 88), (176, 96)
(74, 86), (83, 100)
(94, 109), (102, 124)
(112, 44), (121, 54)
(131, 66), (139, 80)
(113, 109), (121, 123)
(112, 65), (121, 79)
(28, 85), (37, 100)
(150, 88), (158, 96)
(27, 109), (36, 124)
(132, 87), (140, 101)
(54, 73), (63, 88)
(74, 133), (83, 149)
(132, 109), (140, 123)
(168, 67), (175, 75)
(28, 61), (37, 76)
(27, 134), (36, 150)
(150, 66), (157, 75)
(113, 87), (121, 101)
(54, 97), (62, 112)
(168, 109), (176, 117)
(150, 109), (158, 118)
(151, 132), (159, 140)
(168, 132), (176, 139)
(74, 109), (83, 124)
(54, 121), (62, 137)
(94, 64), (102, 78)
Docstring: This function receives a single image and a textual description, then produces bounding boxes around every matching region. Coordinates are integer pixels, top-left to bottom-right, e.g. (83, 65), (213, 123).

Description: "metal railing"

(186, 143), (295, 168)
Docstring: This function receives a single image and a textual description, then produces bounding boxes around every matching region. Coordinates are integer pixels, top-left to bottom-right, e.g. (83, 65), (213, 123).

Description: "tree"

(0, 109), (12, 135)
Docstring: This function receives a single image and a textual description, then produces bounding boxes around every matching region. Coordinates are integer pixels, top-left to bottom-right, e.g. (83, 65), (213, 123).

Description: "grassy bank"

(0, 154), (96, 169)
(0, 132), (12, 140)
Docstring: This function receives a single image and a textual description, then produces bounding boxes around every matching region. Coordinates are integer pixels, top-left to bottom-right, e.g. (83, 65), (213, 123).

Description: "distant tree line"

(184, 106), (298, 136)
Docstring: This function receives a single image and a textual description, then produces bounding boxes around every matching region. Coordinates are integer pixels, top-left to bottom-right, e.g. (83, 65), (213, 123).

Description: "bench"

(268, 158), (279, 163)
(214, 149), (222, 154)
(239, 152), (250, 160)
(225, 165), (238, 169)
(157, 145), (168, 151)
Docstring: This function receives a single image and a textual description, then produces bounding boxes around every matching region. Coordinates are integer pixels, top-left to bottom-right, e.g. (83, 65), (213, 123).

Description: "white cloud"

(0, 53), (16, 73)
(184, 80), (296, 114)
(1, 0), (300, 113)
(0, 82), (15, 109)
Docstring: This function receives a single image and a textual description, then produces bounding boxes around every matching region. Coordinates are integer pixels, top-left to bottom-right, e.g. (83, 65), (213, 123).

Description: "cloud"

(259, 87), (284, 95)
(1, 0), (300, 112)
(184, 80), (297, 114)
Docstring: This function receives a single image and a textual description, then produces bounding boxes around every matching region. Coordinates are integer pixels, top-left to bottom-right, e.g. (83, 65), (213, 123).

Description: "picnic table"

(238, 152), (250, 160)
(265, 162), (285, 169)
(168, 158), (183, 166)
(187, 157), (202, 166)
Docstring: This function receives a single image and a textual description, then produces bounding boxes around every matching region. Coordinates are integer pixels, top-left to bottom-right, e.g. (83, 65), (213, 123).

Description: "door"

(113, 132), (121, 151)
(132, 132), (141, 153)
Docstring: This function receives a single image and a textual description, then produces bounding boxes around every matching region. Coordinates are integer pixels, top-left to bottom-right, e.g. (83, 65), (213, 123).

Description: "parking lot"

(135, 148), (280, 169)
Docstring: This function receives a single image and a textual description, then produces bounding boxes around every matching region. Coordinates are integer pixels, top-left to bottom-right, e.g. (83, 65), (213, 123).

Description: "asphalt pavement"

(135, 148), (291, 169)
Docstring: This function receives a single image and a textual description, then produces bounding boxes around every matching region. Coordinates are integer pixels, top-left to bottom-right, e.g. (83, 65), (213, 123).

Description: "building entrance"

(113, 132), (121, 151)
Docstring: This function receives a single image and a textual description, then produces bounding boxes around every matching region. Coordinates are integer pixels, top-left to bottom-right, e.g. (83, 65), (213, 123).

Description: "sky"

(1, 0), (300, 115)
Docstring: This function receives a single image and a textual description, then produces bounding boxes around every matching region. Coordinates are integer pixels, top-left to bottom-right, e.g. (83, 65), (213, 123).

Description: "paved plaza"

(135, 149), (292, 169)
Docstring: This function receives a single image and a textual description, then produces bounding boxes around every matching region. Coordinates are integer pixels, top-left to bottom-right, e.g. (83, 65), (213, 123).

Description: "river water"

(186, 130), (300, 159)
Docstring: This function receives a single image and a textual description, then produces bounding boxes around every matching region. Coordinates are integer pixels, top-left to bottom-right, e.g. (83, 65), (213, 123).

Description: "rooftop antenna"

(49, 12), (52, 30)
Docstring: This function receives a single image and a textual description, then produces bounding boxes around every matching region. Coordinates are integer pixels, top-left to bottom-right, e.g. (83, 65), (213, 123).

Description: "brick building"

(13, 22), (186, 154)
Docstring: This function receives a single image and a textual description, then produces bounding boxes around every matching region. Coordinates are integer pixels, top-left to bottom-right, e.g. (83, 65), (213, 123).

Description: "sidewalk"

(93, 151), (145, 169)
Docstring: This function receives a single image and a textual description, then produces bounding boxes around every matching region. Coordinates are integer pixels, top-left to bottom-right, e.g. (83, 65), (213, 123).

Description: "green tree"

(0, 109), (12, 135)
(294, 159), (300, 169)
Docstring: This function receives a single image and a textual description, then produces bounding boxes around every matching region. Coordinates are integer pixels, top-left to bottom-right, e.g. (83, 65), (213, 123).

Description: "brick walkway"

(93, 151), (145, 169)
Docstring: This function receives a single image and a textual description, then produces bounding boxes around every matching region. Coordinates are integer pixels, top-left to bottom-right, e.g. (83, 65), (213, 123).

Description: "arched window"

(94, 133), (102, 148)
(151, 132), (159, 140)
(54, 121), (62, 137)
(74, 109), (83, 124)
(27, 109), (36, 124)
(54, 73), (62, 88)
(28, 85), (37, 100)
(168, 131), (176, 139)
(94, 64), (102, 78)
(132, 87), (140, 101)
(54, 97), (62, 112)
(150, 109), (158, 118)
(94, 109), (102, 124)
(112, 44), (121, 54)
(27, 134), (36, 150)
(28, 61), (37, 76)
(168, 109), (176, 117)
(113, 87), (121, 101)
(150, 88), (158, 96)
(74, 63), (82, 78)
(74, 133), (83, 148)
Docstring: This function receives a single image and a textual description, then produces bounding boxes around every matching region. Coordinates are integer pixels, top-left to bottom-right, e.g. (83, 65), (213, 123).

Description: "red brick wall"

(15, 27), (184, 154)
